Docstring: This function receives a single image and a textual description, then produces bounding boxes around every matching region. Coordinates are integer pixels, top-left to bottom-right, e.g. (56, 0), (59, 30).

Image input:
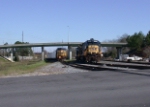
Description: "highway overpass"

(0, 42), (127, 48)
(0, 42), (128, 61)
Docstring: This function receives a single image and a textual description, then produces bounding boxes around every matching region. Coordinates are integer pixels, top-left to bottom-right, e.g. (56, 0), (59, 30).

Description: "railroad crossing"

(0, 42), (127, 61)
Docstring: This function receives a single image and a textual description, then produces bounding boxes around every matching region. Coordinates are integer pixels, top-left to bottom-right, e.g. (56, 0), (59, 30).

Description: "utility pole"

(22, 31), (24, 43)
(67, 26), (70, 43)
(22, 31), (24, 61)
(62, 39), (63, 48)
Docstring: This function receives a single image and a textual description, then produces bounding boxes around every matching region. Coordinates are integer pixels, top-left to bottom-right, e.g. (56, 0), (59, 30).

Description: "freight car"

(56, 48), (67, 61)
(76, 38), (103, 63)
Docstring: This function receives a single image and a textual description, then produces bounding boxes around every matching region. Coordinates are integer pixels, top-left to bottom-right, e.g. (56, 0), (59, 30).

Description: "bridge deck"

(0, 42), (127, 48)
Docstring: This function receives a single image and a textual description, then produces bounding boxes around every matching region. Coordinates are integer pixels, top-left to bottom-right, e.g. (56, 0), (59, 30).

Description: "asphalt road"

(0, 70), (150, 107)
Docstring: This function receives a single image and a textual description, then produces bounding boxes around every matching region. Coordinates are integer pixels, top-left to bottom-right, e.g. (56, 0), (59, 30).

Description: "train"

(76, 38), (103, 63)
(56, 48), (67, 61)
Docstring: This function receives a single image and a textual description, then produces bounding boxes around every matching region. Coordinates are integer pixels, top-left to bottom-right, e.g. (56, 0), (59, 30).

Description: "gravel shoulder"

(2, 62), (89, 78)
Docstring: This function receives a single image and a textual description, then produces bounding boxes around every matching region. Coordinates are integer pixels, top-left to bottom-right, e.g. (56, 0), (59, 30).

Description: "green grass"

(0, 59), (49, 76)
(0, 57), (10, 62)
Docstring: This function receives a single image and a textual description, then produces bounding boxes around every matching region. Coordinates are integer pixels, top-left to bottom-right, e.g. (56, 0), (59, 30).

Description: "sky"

(0, 0), (150, 46)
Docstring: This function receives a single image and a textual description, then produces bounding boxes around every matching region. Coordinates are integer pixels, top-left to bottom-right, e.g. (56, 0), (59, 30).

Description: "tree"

(14, 41), (33, 56)
(14, 52), (19, 61)
(4, 42), (10, 56)
(4, 42), (8, 45)
(126, 32), (145, 51)
(143, 46), (150, 58)
(117, 34), (130, 54)
(145, 30), (150, 46)
(117, 34), (129, 43)
(102, 39), (117, 59)
(103, 34), (130, 59)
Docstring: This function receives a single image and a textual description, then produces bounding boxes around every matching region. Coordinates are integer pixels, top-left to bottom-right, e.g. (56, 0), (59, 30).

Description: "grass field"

(0, 57), (49, 76)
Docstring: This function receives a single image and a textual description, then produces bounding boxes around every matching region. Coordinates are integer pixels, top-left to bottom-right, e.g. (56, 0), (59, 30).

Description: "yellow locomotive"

(76, 38), (103, 63)
(56, 48), (67, 61)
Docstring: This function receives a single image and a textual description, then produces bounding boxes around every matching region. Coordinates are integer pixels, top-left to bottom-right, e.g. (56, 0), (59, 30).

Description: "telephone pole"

(67, 26), (70, 43)
(22, 31), (24, 43)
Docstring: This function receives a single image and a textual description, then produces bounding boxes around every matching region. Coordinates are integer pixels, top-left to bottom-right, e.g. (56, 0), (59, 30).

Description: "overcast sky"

(0, 0), (150, 46)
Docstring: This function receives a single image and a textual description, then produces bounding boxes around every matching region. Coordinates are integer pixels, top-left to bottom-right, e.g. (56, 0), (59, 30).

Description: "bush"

(14, 55), (19, 61)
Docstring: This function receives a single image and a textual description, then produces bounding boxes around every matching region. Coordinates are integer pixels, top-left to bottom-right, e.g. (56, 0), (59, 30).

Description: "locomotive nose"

(88, 45), (98, 54)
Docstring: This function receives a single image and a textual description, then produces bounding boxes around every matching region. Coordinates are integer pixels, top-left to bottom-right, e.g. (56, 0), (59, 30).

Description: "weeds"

(0, 59), (48, 76)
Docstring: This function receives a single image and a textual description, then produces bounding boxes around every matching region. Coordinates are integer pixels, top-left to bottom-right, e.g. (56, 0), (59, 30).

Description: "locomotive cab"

(56, 48), (67, 61)
(87, 38), (101, 54)
(76, 38), (102, 63)
(85, 38), (101, 62)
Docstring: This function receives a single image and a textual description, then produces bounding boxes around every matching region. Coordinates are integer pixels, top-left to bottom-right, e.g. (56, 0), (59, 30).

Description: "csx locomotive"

(56, 48), (67, 61)
(76, 38), (103, 63)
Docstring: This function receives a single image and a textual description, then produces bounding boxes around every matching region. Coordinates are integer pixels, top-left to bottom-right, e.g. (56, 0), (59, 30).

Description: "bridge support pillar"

(11, 48), (14, 61)
(68, 46), (72, 60)
(116, 47), (122, 60)
(41, 46), (44, 61)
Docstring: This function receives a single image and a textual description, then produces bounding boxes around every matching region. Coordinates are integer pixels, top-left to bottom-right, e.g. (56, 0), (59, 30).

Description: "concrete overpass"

(0, 42), (127, 61)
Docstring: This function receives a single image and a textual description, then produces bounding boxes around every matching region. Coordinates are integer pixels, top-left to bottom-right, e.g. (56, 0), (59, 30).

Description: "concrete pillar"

(68, 46), (72, 60)
(116, 47), (122, 60)
(41, 46), (44, 61)
(11, 48), (14, 61)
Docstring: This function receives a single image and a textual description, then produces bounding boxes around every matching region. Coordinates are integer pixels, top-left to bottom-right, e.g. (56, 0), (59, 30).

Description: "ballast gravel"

(2, 62), (89, 78)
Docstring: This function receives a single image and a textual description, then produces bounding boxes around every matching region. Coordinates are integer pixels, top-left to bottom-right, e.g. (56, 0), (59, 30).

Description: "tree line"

(13, 41), (33, 61)
(1, 41), (33, 61)
(104, 30), (150, 59)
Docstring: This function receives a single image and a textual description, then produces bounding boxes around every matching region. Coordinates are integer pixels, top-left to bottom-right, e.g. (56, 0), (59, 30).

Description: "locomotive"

(76, 38), (103, 63)
(56, 48), (67, 61)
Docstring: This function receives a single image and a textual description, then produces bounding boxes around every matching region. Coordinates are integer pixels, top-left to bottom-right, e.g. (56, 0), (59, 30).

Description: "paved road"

(0, 70), (150, 107)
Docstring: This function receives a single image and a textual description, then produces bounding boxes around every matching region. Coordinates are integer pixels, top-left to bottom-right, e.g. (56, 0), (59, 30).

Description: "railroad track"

(62, 61), (136, 71)
(95, 61), (150, 70)
(61, 61), (150, 77)
(104, 60), (150, 65)
(62, 60), (150, 71)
